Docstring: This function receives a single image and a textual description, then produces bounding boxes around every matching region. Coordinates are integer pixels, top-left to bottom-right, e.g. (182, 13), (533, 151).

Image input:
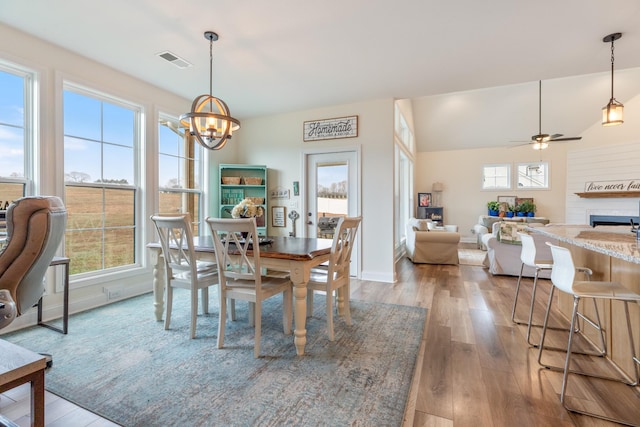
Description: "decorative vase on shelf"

(516, 212), (526, 217)
(506, 211), (514, 218)
(527, 212), (535, 217)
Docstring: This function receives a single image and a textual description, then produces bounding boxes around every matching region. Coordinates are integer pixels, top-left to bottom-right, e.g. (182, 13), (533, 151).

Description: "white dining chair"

(306, 216), (361, 341)
(539, 243), (640, 426)
(150, 214), (218, 339)
(205, 217), (292, 358)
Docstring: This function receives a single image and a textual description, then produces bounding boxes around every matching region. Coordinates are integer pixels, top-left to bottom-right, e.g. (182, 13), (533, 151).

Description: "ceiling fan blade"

(550, 133), (563, 139)
(549, 136), (582, 142)
(509, 141), (533, 148)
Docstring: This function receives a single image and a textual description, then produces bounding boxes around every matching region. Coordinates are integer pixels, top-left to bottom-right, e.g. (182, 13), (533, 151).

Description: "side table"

(37, 256), (70, 334)
(0, 339), (46, 427)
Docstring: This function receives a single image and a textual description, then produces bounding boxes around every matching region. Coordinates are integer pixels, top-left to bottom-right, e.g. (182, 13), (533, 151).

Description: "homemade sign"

(303, 116), (358, 141)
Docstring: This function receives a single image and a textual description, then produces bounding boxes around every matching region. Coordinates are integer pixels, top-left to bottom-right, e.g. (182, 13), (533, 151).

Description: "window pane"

(103, 103), (134, 147)
(0, 71), (24, 126)
(65, 229), (103, 275)
(64, 91), (101, 141)
(65, 186), (103, 229)
(482, 164), (511, 189)
(103, 143), (134, 184)
(0, 182), (25, 207)
(517, 162), (549, 189)
(64, 137), (101, 182)
(105, 188), (134, 227)
(104, 228), (135, 269)
(0, 125), (24, 179)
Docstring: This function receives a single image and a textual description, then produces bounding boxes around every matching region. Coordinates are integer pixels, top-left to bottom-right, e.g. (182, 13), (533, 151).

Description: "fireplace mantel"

(575, 191), (640, 198)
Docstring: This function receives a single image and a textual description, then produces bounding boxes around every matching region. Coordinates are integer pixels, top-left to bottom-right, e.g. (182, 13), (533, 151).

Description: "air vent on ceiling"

(157, 51), (192, 69)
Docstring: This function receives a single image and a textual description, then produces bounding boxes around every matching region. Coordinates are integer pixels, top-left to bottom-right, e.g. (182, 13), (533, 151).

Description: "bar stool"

(513, 233), (594, 347)
(539, 243), (640, 426)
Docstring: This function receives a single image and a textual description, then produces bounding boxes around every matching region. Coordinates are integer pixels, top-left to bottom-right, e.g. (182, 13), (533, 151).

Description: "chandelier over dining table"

(180, 31), (240, 150)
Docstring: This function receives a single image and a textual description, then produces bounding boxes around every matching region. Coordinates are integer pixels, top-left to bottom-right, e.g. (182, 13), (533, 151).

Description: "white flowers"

(231, 198), (264, 218)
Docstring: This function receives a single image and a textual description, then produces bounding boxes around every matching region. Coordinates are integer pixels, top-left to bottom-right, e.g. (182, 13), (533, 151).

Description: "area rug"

(458, 247), (486, 266)
(2, 291), (426, 426)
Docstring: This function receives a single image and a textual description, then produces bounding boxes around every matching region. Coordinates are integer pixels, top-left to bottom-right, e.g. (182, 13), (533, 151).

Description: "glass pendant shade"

(602, 99), (624, 126)
(532, 141), (548, 150)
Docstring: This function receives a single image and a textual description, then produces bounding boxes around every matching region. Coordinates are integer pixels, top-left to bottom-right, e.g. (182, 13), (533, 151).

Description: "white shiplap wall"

(566, 141), (640, 224)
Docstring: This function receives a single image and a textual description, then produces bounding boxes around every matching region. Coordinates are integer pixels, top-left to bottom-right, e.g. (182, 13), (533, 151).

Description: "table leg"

(32, 370), (45, 427)
(289, 266), (308, 356)
(149, 249), (165, 321)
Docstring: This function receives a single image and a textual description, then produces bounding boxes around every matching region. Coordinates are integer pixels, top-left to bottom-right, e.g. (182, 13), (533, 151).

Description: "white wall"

(233, 99), (397, 283)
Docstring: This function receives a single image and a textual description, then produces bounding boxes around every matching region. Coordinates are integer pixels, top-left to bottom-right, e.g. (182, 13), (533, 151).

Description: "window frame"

(62, 82), (143, 279)
(157, 113), (204, 234)
(0, 61), (36, 197)
(482, 163), (511, 190)
(516, 161), (550, 189)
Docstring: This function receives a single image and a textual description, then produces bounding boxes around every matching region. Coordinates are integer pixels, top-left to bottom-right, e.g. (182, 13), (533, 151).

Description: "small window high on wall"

(517, 162), (549, 189)
(482, 164), (511, 190)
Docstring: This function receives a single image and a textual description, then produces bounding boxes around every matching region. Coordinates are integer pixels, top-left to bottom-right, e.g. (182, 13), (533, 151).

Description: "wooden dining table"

(147, 236), (332, 356)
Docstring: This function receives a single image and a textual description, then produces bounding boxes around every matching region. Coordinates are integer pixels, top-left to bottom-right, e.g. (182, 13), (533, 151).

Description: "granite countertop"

(530, 225), (640, 265)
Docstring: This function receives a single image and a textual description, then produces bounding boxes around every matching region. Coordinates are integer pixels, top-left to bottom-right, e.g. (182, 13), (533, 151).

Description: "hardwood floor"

(2, 253), (639, 426)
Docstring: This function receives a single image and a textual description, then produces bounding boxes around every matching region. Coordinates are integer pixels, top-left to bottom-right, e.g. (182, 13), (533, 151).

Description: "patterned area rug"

(2, 291), (426, 426)
(458, 247), (486, 266)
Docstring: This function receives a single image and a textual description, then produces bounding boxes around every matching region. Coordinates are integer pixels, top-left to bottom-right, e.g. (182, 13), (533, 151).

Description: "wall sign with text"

(303, 115), (358, 142)
(584, 179), (640, 193)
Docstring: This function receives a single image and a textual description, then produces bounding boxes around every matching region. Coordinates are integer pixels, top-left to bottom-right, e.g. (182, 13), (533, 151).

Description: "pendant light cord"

(610, 38), (615, 101)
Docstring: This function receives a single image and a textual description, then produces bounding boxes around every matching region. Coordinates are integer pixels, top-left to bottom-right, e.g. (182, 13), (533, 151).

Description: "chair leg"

(217, 294), (227, 349)
(254, 301), (262, 358)
(202, 287), (209, 314)
(511, 262), (526, 324)
(164, 285), (173, 330)
(249, 302), (256, 326)
(190, 287), (198, 339)
(560, 299), (640, 427)
(343, 283), (351, 326)
(525, 269), (540, 346)
(326, 290), (334, 341)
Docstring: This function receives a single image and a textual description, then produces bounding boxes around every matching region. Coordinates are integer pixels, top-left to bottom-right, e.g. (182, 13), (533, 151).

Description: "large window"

(0, 64), (34, 202)
(394, 105), (414, 256)
(63, 87), (140, 275)
(158, 115), (202, 233)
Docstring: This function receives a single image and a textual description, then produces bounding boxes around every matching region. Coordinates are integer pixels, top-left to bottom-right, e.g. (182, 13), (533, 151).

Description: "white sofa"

(406, 218), (460, 265)
(473, 215), (550, 250)
(481, 222), (557, 277)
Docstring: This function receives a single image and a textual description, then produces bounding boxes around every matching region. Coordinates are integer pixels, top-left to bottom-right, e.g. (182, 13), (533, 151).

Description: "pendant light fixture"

(602, 32), (623, 126)
(180, 31), (240, 150)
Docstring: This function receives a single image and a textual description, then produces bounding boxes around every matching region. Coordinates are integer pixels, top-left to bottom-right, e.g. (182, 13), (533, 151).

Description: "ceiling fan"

(512, 80), (582, 150)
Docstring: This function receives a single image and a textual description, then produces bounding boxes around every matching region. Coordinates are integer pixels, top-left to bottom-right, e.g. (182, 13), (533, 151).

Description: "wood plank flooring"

(2, 251), (639, 426)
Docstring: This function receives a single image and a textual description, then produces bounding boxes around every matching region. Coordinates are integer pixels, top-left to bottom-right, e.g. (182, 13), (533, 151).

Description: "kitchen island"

(529, 224), (640, 378)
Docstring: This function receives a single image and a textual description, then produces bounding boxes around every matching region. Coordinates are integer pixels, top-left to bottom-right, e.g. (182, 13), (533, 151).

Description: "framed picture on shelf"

(497, 195), (516, 207)
(272, 206), (286, 227)
(418, 193), (431, 207)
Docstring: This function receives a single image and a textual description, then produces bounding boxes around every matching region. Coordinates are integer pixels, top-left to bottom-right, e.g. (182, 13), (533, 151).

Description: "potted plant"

(487, 201), (500, 216)
(517, 200), (536, 217)
(506, 204), (515, 218)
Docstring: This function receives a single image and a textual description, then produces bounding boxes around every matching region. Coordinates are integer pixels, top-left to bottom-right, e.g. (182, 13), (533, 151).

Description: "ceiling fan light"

(532, 141), (548, 150)
(602, 99), (624, 126)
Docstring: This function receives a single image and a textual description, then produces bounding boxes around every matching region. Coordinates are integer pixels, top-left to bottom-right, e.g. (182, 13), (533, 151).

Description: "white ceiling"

(2, 0), (640, 152)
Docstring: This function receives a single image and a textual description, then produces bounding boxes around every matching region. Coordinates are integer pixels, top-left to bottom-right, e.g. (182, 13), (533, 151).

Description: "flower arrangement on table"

(231, 198), (264, 219)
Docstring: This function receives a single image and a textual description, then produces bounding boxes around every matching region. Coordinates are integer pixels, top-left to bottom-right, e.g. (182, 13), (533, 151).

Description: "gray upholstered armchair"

(0, 196), (67, 329)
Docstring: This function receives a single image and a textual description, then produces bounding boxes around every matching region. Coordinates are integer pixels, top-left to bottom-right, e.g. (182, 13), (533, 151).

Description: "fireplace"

(590, 214), (640, 227)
